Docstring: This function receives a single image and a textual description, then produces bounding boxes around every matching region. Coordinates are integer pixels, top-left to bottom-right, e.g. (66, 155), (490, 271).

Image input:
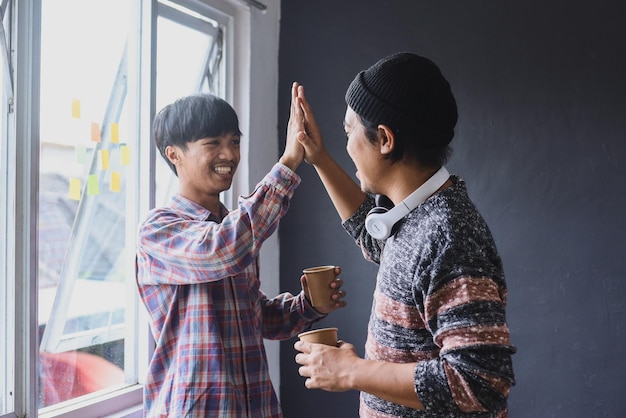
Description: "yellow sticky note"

(69, 178), (81, 200)
(99, 149), (110, 170)
(75, 145), (87, 164)
(71, 99), (81, 119)
(87, 174), (100, 196)
(110, 171), (121, 192)
(120, 145), (130, 166)
(91, 122), (101, 143)
(110, 123), (120, 143)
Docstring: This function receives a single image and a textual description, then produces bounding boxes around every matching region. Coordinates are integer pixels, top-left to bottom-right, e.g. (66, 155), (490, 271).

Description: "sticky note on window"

(120, 145), (130, 166)
(72, 99), (81, 119)
(75, 145), (87, 164)
(110, 171), (121, 192)
(91, 122), (101, 143)
(110, 123), (120, 143)
(99, 149), (110, 170)
(87, 174), (100, 196)
(69, 178), (81, 200)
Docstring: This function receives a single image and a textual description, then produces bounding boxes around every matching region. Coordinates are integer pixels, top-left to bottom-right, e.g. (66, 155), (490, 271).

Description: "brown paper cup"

(298, 327), (338, 346)
(303, 265), (336, 308)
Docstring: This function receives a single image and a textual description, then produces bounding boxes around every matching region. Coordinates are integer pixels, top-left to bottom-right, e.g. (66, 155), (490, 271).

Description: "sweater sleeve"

(412, 194), (516, 413)
(414, 272), (516, 413)
(342, 194), (386, 264)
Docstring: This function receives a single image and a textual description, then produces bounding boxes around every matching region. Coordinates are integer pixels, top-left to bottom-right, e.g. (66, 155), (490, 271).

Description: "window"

(0, 0), (14, 414)
(37, 0), (227, 412)
(0, 0), (272, 416)
(154, 0), (227, 205)
(37, 0), (227, 406)
(37, 0), (136, 409)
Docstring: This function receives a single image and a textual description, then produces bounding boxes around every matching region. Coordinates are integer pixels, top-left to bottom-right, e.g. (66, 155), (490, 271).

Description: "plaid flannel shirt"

(136, 163), (324, 417)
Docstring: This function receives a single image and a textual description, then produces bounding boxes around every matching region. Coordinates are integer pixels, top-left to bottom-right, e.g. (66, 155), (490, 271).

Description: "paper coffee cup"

(303, 265), (336, 308)
(298, 327), (338, 346)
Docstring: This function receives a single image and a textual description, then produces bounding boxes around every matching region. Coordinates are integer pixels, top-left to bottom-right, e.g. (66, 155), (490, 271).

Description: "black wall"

(277, 1), (626, 417)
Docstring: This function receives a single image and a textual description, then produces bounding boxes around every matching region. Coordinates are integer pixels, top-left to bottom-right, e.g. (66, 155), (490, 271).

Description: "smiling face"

(343, 106), (386, 195)
(165, 132), (240, 211)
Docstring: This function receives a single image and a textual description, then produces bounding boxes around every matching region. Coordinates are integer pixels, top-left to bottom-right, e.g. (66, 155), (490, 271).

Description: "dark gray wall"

(277, 1), (626, 417)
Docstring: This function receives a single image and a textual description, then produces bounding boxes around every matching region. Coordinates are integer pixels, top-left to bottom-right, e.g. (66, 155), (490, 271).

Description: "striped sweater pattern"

(343, 176), (516, 417)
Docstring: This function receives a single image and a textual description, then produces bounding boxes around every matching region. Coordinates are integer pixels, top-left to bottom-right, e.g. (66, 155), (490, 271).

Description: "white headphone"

(365, 166), (450, 240)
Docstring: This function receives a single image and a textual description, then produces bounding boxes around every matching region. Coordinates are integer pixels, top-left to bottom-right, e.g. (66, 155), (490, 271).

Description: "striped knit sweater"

(343, 175), (516, 417)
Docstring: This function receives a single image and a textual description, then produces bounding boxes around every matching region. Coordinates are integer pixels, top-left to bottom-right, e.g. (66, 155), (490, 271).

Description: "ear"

(164, 145), (181, 166)
(377, 125), (395, 156)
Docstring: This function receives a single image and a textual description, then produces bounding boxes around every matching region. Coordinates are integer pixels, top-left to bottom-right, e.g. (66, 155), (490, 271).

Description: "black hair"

(152, 94), (242, 175)
(358, 114), (451, 169)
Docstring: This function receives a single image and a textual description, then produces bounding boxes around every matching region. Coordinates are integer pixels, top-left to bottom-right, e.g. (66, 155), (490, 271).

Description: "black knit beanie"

(345, 52), (458, 147)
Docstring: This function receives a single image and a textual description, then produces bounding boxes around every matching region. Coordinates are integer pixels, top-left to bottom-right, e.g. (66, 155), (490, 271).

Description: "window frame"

(0, 0), (16, 413)
(12, 0), (41, 415)
(2, 0), (281, 416)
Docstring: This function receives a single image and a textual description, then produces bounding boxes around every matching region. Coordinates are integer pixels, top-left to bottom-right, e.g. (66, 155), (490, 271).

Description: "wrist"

(279, 155), (299, 171)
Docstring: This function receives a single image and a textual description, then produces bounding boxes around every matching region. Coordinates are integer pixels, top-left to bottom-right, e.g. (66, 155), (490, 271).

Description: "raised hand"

(295, 85), (331, 166)
(280, 82), (306, 171)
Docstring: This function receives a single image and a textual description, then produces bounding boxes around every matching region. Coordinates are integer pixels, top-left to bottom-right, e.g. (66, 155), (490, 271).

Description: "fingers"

(294, 340), (311, 354)
(296, 84), (311, 114)
(297, 86), (320, 134)
(294, 353), (306, 366)
(331, 298), (347, 309)
(331, 289), (346, 301)
(282, 81), (306, 169)
(290, 82), (298, 118)
(289, 82), (304, 125)
(338, 341), (355, 351)
(292, 83), (316, 133)
(330, 278), (343, 289)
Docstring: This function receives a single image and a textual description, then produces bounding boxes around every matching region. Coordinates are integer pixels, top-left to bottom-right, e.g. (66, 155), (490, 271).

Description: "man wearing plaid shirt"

(136, 83), (346, 417)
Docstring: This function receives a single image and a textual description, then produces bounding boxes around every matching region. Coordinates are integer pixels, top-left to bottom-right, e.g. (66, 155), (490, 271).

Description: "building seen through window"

(35, 0), (225, 410)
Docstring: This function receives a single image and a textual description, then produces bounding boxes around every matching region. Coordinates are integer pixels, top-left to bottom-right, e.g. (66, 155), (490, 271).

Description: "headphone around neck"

(365, 166), (450, 240)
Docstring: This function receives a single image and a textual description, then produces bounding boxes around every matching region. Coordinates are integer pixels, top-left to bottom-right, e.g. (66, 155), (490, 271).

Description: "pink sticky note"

(91, 122), (101, 143)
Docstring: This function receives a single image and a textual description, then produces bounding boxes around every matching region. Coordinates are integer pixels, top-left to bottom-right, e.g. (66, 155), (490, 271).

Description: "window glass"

(154, 3), (223, 205)
(37, 0), (133, 408)
(36, 0), (224, 410)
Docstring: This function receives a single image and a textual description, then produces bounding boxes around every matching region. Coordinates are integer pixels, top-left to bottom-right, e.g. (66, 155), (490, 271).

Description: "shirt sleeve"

(259, 289), (327, 340)
(137, 163), (300, 285)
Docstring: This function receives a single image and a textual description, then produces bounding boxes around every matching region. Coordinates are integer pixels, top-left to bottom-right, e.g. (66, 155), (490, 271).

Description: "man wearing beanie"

(293, 52), (516, 417)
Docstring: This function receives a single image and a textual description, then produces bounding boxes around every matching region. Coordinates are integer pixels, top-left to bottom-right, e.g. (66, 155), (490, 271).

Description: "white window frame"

(0, 0), (15, 412)
(3, 0), (280, 416)
(12, 0), (41, 416)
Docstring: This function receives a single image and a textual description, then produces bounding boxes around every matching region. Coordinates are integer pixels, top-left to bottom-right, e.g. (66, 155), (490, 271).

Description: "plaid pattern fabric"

(136, 163), (324, 417)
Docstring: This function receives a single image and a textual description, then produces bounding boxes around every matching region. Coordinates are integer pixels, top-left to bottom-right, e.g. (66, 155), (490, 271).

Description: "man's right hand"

(280, 82), (306, 171)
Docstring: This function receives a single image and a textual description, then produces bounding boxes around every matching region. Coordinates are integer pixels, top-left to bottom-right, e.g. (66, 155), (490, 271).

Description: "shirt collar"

(169, 193), (228, 222)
